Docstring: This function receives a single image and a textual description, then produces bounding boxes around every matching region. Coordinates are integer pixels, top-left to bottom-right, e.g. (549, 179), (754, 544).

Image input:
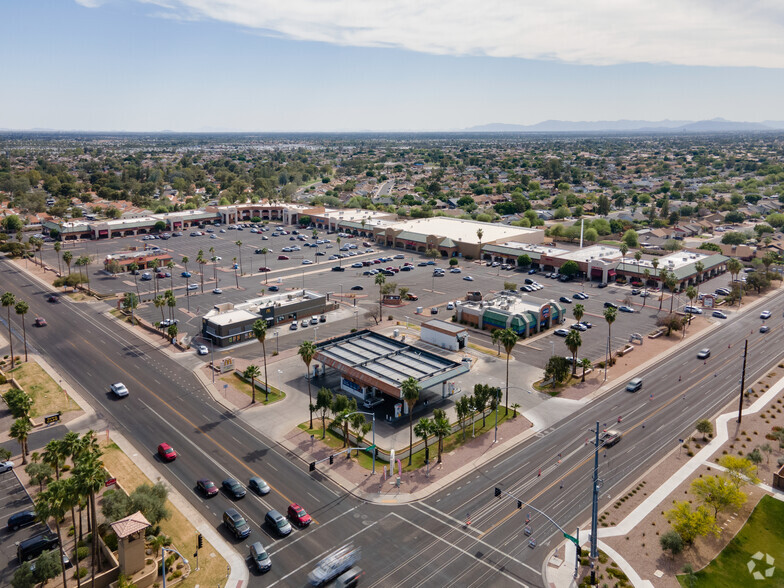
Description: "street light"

(210, 339), (216, 384)
(354, 310), (359, 330)
(161, 546), (189, 588)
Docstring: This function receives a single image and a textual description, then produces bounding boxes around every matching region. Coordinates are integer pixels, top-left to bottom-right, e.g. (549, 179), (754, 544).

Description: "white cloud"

(74, 0), (110, 7)
(102, 1), (784, 68)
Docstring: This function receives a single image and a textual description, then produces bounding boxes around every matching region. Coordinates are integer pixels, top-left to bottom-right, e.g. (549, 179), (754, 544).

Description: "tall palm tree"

(2, 291), (16, 366)
(61, 431), (86, 544)
(401, 377), (421, 465)
(166, 291), (176, 321)
(243, 364), (261, 404)
(260, 248), (269, 283)
(432, 409), (451, 464)
(619, 243), (628, 260)
(374, 272), (386, 320)
(498, 328), (518, 416)
(235, 240), (243, 275)
(252, 320), (270, 402)
(667, 275), (678, 314)
(565, 329), (582, 376)
(10, 417), (32, 464)
(491, 328), (502, 356)
(694, 260), (704, 283)
(153, 295), (165, 324)
(651, 257), (659, 286)
(167, 260), (175, 292)
(54, 241), (62, 275)
(73, 438), (104, 581)
(298, 340), (317, 428)
(197, 249), (206, 293)
(42, 439), (65, 480)
(232, 257), (239, 288)
(15, 300), (29, 362)
(209, 247), (217, 284)
(579, 358), (592, 382)
(150, 259), (160, 295)
(604, 306), (617, 369)
(476, 228), (484, 261)
(77, 255), (91, 294)
(573, 303), (584, 325)
(129, 262), (140, 297)
(63, 250), (73, 276)
(657, 269), (668, 312)
(684, 285), (697, 338)
(336, 237), (342, 266)
(414, 417), (432, 464)
(35, 479), (73, 588)
(642, 269), (651, 307)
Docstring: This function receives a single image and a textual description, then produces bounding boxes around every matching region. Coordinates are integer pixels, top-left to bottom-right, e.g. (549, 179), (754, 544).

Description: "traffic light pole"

(737, 339), (748, 424)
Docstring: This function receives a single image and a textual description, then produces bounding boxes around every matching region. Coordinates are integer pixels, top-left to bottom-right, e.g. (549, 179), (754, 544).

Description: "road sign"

(44, 414), (60, 425)
(563, 532), (578, 545)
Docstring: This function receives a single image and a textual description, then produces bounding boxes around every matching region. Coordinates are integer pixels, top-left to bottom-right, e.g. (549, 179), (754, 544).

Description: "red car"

(258, 267), (271, 272)
(34, 317), (47, 327)
(157, 443), (177, 462)
(197, 479), (219, 497)
(277, 255), (289, 260)
(287, 503), (311, 527)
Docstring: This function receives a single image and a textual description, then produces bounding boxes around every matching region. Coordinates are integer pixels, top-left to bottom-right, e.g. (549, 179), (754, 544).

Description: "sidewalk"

(545, 366), (784, 588)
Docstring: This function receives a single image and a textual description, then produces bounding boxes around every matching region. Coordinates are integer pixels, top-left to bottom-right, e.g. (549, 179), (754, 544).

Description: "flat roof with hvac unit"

(314, 330), (468, 399)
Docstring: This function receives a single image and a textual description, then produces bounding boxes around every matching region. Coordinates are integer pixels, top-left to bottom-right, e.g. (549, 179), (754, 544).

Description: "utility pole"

(737, 339), (748, 423)
(590, 421), (602, 585)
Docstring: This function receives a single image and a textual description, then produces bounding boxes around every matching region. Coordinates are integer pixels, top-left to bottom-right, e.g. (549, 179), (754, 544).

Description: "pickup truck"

(600, 430), (621, 447)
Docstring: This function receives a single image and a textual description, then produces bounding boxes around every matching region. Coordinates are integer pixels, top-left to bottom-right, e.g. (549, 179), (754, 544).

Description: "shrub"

(75, 546), (90, 561)
(103, 533), (118, 552)
(74, 567), (89, 579)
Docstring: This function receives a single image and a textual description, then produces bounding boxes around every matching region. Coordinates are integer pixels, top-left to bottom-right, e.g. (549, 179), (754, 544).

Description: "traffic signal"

(494, 487), (501, 498)
(517, 500), (522, 509)
(576, 547), (582, 558)
(309, 462), (316, 472)
(329, 454), (334, 465)
(424, 447), (430, 464)
(197, 534), (203, 549)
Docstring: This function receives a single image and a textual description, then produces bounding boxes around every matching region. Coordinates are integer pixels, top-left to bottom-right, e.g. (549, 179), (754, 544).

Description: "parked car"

(187, 283), (198, 290)
(712, 310), (727, 319)
(268, 286), (279, 291)
(554, 329), (569, 337)
(618, 305), (634, 313)
(332, 266), (345, 272)
(463, 276), (474, 281)
(430, 307), (438, 315)
(181, 271), (192, 277)
(157, 443), (177, 462)
(683, 305), (703, 314)
(573, 292), (588, 300)
(249, 476), (271, 495)
(197, 479), (219, 497)
(213, 288), (223, 294)
(570, 323), (587, 331)
(17, 533), (59, 562)
(196, 344), (208, 355)
(258, 266), (271, 272)
(350, 285), (363, 291)
(603, 302), (617, 309)
(289, 322), (298, 331)
(110, 382), (129, 398)
(278, 255), (290, 260)
(559, 296), (572, 304)
(7, 510), (37, 531)
(0, 460), (14, 473)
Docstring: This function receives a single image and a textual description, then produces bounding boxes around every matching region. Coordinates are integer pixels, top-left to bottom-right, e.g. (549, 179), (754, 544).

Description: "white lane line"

(392, 512), (533, 586)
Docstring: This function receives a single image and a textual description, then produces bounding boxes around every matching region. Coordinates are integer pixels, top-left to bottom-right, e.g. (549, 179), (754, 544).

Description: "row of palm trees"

(2, 290), (32, 365)
(22, 431), (106, 588)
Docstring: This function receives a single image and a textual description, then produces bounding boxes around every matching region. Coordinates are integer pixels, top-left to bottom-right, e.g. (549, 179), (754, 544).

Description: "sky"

(1, 0), (783, 132)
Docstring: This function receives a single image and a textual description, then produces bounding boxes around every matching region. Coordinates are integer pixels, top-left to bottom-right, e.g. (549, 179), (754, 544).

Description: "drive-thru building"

(313, 330), (469, 409)
(421, 319), (468, 351)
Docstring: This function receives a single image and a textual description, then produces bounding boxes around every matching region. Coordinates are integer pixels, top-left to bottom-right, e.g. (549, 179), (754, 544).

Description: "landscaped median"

(1, 360), (80, 420)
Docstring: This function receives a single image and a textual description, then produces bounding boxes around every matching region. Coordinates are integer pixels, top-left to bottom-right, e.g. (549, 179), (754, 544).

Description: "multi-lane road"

(3, 255), (783, 587)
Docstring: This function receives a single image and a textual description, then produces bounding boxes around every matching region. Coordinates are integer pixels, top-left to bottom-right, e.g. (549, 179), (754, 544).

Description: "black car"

(603, 302), (617, 309)
(7, 510), (37, 531)
(350, 285), (363, 291)
(268, 285), (279, 292)
(222, 478), (246, 499)
(331, 266), (345, 272)
(223, 509), (251, 540)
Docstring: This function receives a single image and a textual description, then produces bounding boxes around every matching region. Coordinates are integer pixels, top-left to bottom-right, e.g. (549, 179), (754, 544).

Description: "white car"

(0, 460), (14, 473)
(196, 345), (209, 355)
(213, 288), (223, 294)
(187, 283), (198, 290)
(110, 383), (129, 398)
(760, 310), (772, 320)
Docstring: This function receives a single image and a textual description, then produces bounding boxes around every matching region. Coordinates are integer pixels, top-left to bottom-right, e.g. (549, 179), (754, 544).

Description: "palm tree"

(498, 328), (518, 416)
(252, 320), (270, 402)
(35, 479), (73, 588)
(336, 237), (342, 266)
(667, 275), (678, 314)
(54, 241), (62, 275)
(694, 261), (704, 283)
(128, 262), (140, 297)
(153, 295), (165, 324)
(414, 417), (432, 464)
(658, 269), (668, 312)
(298, 340), (317, 428)
(197, 250), (206, 293)
(42, 439), (66, 481)
(684, 285), (697, 337)
(63, 250), (73, 276)
(77, 255), (91, 294)
(235, 240), (243, 275)
(491, 328), (502, 356)
(243, 364), (262, 404)
(565, 329), (582, 376)
(579, 358), (592, 382)
(10, 417), (32, 463)
(432, 409), (451, 464)
(209, 247), (217, 284)
(651, 257), (659, 286)
(642, 269), (651, 307)
(232, 257), (239, 288)
(374, 272), (386, 319)
(401, 377), (421, 465)
(2, 291), (16, 367)
(15, 300), (29, 362)
(61, 431), (86, 544)
(73, 443), (104, 580)
(167, 260), (175, 292)
(476, 228), (484, 261)
(260, 248), (269, 283)
(604, 306), (617, 369)
(619, 243), (628, 259)
(166, 291), (176, 322)
(573, 303), (584, 325)
(727, 258), (743, 305)
(150, 259), (160, 295)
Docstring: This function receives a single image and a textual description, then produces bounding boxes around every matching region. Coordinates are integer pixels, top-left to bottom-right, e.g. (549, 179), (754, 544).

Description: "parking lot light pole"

(354, 310), (359, 330)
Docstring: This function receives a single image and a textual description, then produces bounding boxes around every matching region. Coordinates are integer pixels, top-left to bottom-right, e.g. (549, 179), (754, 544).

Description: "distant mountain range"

(465, 118), (784, 133)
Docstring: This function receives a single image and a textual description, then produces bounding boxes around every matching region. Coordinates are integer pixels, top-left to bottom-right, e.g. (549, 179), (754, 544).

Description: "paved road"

(3, 255), (783, 587)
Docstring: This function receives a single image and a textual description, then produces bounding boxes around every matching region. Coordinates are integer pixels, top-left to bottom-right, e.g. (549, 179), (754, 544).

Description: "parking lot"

(0, 469), (48, 585)
(36, 223), (740, 371)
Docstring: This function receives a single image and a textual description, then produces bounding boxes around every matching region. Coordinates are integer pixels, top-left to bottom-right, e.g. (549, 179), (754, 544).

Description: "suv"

(18, 533), (59, 562)
(249, 541), (272, 573)
(626, 378), (643, 393)
(223, 509), (251, 539)
(265, 509), (292, 537)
